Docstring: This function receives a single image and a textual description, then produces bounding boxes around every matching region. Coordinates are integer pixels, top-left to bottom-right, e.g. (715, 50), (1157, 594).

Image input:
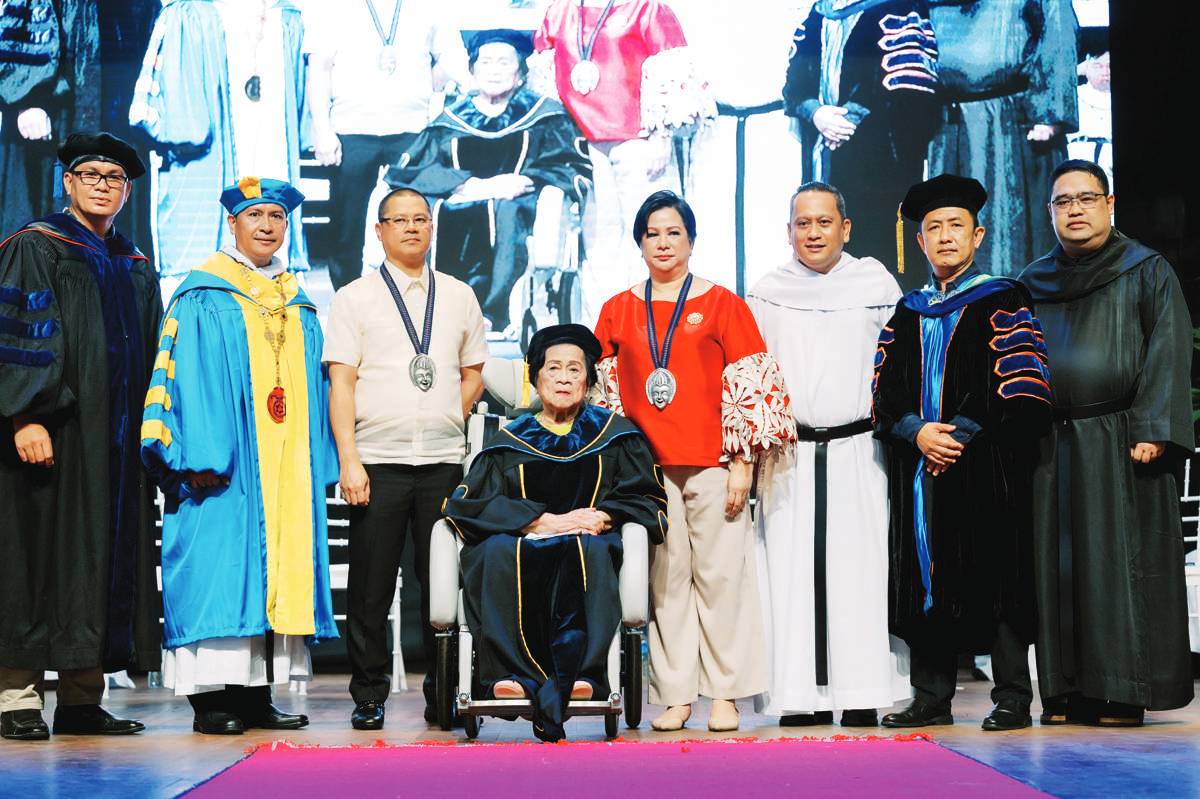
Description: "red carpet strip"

(185, 735), (1048, 798)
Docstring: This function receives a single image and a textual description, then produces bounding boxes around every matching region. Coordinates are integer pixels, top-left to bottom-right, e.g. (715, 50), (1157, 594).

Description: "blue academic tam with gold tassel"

(220, 176), (305, 216)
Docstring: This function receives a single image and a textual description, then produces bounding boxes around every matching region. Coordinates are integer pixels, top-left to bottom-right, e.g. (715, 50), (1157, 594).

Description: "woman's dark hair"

(632, 190), (697, 245)
(529, 345), (599, 389)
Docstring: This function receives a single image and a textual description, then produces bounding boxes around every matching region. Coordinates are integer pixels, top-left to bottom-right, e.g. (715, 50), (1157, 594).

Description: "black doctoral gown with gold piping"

(386, 86), (591, 329)
(443, 404), (665, 741)
(1019, 232), (1195, 711)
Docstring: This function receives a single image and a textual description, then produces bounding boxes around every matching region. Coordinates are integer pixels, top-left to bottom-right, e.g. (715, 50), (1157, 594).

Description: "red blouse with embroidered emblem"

(592, 284), (795, 467)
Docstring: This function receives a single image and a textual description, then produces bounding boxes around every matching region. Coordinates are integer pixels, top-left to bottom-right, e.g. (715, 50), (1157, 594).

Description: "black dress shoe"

(881, 701), (953, 728)
(840, 708), (879, 727)
(53, 704), (144, 735)
(780, 711), (834, 726)
(1039, 694), (1069, 725)
(242, 704), (309, 730)
(352, 701), (385, 730)
(193, 711), (245, 735)
(1, 709), (50, 741)
(982, 701), (1032, 731)
(1096, 701), (1144, 727)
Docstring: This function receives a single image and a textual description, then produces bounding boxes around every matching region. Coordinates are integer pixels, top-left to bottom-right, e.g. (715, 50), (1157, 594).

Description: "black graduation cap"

(467, 28), (534, 65)
(899, 173), (987, 223)
(57, 131), (147, 180)
(526, 324), (601, 365)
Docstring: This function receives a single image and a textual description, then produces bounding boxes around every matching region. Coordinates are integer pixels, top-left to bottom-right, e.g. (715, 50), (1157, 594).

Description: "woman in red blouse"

(593, 191), (795, 731)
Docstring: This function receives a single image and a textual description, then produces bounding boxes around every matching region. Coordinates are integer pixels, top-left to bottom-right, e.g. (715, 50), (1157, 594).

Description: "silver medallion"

(378, 45), (398, 75)
(410, 353), (436, 392)
(645, 367), (676, 410)
(569, 59), (601, 95)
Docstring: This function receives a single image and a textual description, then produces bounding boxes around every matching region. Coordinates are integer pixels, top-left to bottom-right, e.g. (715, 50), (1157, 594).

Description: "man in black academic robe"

(443, 326), (666, 742)
(873, 175), (1052, 731)
(784, 0), (940, 292)
(1018, 160), (1194, 726)
(0, 133), (161, 741)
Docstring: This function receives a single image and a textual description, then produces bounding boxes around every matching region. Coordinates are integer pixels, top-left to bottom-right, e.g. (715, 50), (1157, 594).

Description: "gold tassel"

(520, 360), (531, 407)
(895, 204), (905, 275)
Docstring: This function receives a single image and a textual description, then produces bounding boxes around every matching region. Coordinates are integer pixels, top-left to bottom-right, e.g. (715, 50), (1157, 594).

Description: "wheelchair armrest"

(429, 519), (462, 628)
(618, 523), (649, 627)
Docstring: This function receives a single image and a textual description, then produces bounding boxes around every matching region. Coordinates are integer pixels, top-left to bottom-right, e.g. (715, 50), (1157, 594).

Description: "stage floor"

(1, 673), (1197, 798)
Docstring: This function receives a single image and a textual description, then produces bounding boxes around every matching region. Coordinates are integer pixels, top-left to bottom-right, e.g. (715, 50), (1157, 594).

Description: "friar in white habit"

(748, 181), (910, 727)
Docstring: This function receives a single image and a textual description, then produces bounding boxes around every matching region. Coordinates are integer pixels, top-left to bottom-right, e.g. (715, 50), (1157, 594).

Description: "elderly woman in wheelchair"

(385, 28), (592, 340)
(437, 324), (665, 742)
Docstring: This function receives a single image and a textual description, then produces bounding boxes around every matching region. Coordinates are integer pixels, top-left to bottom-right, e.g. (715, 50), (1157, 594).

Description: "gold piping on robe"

(516, 538), (549, 680)
(500, 413), (616, 462)
(588, 456), (603, 507)
(576, 536), (587, 592)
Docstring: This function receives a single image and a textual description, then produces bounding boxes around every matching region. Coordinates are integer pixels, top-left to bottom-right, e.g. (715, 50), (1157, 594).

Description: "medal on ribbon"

(643, 273), (693, 410)
(365, 0), (403, 75)
(571, 0), (616, 96)
(380, 263), (438, 392)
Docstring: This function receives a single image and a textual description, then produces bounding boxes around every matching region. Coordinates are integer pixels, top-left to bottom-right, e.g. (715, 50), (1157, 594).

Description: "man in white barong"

(748, 182), (910, 727)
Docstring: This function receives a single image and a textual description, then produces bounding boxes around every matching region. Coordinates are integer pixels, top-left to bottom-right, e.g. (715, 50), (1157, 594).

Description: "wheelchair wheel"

(434, 632), (456, 731)
(622, 628), (643, 729)
(520, 309), (537, 355)
(556, 271), (581, 324)
(604, 711), (619, 740)
(464, 712), (481, 740)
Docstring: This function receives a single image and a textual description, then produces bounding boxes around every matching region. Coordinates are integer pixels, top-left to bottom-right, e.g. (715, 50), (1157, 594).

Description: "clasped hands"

(523, 508), (612, 538)
(917, 421), (1166, 474)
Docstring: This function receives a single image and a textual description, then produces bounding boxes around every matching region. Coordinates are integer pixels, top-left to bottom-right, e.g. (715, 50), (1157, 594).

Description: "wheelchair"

(426, 357), (646, 740)
(509, 185), (587, 354)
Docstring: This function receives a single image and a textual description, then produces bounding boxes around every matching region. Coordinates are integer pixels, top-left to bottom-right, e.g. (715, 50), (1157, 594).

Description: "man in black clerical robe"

(1018, 160), (1194, 726)
(0, 133), (160, 741)
(873, 175), (1052, 731)
(443, 347), (665, 742)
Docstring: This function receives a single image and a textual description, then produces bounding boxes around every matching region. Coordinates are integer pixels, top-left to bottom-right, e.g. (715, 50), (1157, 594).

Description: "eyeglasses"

(1050, 192), (1106, 212)
(379, 215), (431, 228)
(69, 170), (129, 188)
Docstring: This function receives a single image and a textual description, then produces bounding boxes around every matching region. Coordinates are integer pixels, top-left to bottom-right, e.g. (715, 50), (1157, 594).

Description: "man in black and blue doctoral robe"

(443, 324), (665, 742)
(0, 132), (160, 741)
(873, 175), (1052, 732)
(1019, 160), (1194, 727)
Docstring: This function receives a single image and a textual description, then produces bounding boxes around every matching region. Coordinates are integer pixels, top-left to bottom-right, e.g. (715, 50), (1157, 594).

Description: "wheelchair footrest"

(458, 696), (622, 717)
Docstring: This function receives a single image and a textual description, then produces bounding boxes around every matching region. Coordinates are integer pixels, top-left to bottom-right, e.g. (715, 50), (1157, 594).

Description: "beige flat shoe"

(493, 679), (526, 699)
(708, 699), (740, 732)
(651, 704), (692, 731)
(570, 680), (594, 700)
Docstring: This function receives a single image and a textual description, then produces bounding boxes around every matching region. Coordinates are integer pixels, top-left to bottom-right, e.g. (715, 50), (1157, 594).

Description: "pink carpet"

(185, 736), (1046, 798)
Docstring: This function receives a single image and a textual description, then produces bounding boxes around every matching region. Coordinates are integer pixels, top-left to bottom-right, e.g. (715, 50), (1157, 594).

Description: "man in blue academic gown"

(142, 177), (338, 735)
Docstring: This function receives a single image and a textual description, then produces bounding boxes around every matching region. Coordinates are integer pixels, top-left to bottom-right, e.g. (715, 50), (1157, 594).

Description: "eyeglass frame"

(1048, 192), (1109, 213)
(67, 169), (130, 189)
(378, 215), (433, 228)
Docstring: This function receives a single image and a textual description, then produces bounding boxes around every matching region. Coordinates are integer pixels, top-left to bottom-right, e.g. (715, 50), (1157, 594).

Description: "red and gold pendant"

(268, 385), (287, 423)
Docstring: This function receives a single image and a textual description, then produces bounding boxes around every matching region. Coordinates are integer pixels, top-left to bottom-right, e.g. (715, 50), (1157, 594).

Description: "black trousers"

(187, 685), (272, 716)
(910, 621), (1032, 711)
(326, 132), (418, 291)
(346, 462), (463, 705)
